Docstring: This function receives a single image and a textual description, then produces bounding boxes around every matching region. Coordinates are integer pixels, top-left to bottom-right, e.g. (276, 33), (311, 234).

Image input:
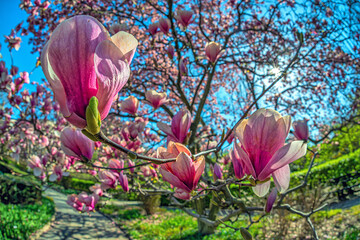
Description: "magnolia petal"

(33, 167), (42, 177)
(252, 181), (270, 197)
(94, 39), (130, 120)
(167, 141), (192, 156)
(272, 164), (290, 193)
(174, 188), (191, 200)
(64, 112), (87, 129)
(258, 141), (307, 180)
(49, 173), (57, 182)
(171, 152), (195, 188)
(111, 31), (138, 65)
(234, 142), (256, 177)
(41, 43), (70, 117)
(160, 168), (191, 192)
(157, 122), (176, 139)
(193, 156), (205, 187)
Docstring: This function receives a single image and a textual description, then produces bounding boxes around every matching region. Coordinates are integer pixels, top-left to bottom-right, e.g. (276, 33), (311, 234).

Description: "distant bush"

(0, 174), (42, 204)
(0, 197), (55, 240)
(291, 148), (360, 187)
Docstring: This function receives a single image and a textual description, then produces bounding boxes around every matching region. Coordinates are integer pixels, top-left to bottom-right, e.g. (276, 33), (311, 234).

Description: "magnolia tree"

(1, 0), (360, 239)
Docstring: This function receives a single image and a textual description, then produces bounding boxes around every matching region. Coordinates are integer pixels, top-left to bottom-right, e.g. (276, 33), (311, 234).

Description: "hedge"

(291, 148), (360, 187)
(0, 174), (42, 204)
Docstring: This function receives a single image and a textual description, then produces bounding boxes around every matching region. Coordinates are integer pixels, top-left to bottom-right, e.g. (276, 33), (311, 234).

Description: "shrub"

(0, 174), (42, 204)
(291, 148), (360, 187)
(0, 197), (55, 240)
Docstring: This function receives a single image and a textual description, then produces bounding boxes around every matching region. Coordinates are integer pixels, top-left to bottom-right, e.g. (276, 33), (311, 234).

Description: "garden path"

(38, 188), (128, 240)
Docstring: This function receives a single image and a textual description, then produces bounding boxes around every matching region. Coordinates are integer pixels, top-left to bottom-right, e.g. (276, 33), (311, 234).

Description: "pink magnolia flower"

(109, 23), (127, 35)
(265, 188), (278, 213)
(128, 159), (135, 173)
(78, 192), (99, 212)
(118, 172), (129, 192)
(213, 163), (223, 180)
(175, 10), (193, 28)
(205, 42), (223, 63)
(4, 30), (21, 51)
(235, 109), (307, 196)
(39, 135), (49, 147)
(60, 127), (94, 160)
(145, 90), (168, 109)
(167, 45), (175, 59)
(98, 170), (118, 190)
(49, 165), (69, 182)
(66, 194), (84, 211)
(292, 120), (309, 141)
(109, 159), (124, 171)
(28, 155), (44, 177)
(121, 96), (139, 115)
(159, 18), (171, 34)
(90, 183), (103, 196)
(157, 109), (191, 144)
(41, 15), (138, 128)
(148, 22), (159, 35)
(179, 58), (188, 76)
(158, 142), (205, 200)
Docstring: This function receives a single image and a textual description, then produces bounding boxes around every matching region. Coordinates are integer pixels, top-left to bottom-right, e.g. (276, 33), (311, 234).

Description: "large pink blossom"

(235, 109), (307, 196)
(158, 142), (205, 200)
(157, 109), (191, 144)
(41, 15), (138, 128)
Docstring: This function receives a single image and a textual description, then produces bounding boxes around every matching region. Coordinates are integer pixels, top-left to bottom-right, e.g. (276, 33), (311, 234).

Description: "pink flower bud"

(109, 23), (127, 35)
(121, 96), (139, 115)
(118, 172), (129, 192)
(159, 143), (205, 200)
(292, 120), (309, 141)
(39, 135), (49, 147)
(148, 22), (159, 35)
(60, 127), (94, 160)
(175, 10), (193, 28)
(145, 90), (168, 109)
(98, 170), (118, 190)
(179, 58), (188, 76)
(90, 183), (103, 196)
(167, 45), (175, 59)
(213, 163), (223, 180)
(128, 159), (135, 173)
(159, 18), (171, 34)
(205, 42), (223, 63)
(66, 194), (84, 211)
(157, 109), (191, 144)
(265, 188), (277, 213)
(41, 16), (138, 128)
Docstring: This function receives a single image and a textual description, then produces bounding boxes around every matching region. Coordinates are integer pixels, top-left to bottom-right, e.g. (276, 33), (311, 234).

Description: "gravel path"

(38, 188), (128, 240)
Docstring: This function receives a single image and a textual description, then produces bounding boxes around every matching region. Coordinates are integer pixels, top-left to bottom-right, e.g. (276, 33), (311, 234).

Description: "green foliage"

(291, 148), (360, 187)
(120, 208), (263, 240)
(0, 197), (55, 240)
(0, 174), (42, 204)
(344, 227), (360, 240)
(0, 157), (28, 175)
(317, 123), (360, 162)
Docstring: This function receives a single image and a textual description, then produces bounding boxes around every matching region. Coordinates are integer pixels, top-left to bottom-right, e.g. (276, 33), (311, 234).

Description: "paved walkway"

(38, 188), (127, 240)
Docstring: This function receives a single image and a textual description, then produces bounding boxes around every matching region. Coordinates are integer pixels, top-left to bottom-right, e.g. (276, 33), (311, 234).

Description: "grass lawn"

(99, 203), (360, 240)
(0, 197), (55, 240)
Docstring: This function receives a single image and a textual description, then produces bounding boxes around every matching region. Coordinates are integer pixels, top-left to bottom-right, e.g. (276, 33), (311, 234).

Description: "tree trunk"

(194, 195), (220, 235)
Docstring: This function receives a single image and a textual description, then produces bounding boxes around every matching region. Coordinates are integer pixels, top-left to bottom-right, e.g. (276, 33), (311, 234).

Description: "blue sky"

(0, 0), (44, 84)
